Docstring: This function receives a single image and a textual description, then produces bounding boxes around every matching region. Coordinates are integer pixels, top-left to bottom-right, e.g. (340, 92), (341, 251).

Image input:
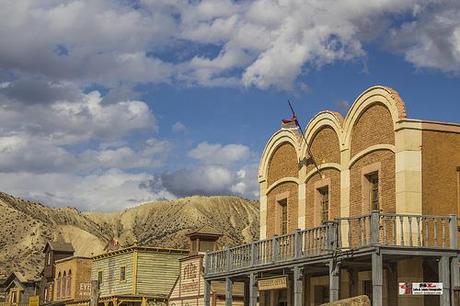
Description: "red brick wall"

(350, 104), (395, 158)
(267, 143), (298, 186)
(422, 130), (460, 216)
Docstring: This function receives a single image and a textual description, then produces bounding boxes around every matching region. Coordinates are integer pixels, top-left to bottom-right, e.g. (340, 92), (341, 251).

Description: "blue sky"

(0, 0), (459, 211)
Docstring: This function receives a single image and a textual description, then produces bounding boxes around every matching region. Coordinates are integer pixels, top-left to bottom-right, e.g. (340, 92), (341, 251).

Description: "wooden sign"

(28, 296), (39, 306)
(258, 276), (288, 291)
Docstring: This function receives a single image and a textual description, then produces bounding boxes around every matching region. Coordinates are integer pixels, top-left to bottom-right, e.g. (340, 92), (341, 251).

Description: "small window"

(318, 186), (329, 223)
(47, 253), (51, 265)
(367, 172), (379, 211)
(120, 266), (126, 281)
(97, 271), (103, 289)
(278, 199), (288, 235)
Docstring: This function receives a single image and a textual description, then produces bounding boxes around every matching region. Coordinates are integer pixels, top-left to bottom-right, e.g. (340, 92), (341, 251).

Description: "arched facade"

(258, 86), (413, 238)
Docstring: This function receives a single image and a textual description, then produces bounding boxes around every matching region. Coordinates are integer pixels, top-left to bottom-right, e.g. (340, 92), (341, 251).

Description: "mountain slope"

(0, 193), (259, 279)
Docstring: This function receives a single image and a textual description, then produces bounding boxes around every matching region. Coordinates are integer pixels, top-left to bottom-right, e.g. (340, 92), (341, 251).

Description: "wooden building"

(203, 86), (460, 306)
(1, 272), (38, 306)
(168, 228), (245, 306)
(91, 245), (189, 306)
(51, 256), (92, 306)
(39, 241), (75, 304)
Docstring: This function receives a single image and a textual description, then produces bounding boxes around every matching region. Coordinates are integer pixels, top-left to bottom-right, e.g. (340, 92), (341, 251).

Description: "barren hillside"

(0, 193), (259, 280)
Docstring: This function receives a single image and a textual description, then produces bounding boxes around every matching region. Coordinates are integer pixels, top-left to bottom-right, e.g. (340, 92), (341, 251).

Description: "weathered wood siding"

(136, 251), (184, 296)
(91, 253), (133, 297)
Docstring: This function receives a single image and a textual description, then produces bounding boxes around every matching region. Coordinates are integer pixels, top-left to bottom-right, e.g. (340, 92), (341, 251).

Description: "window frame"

(120, 266), (126, 282)
(278, 198), (288, 235)
(366, 172), (379, 212)
(318, 186), (330, 224)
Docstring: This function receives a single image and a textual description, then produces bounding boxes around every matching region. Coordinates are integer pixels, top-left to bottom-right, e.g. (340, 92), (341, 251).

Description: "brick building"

(52, 256), (92, 306)
(203, 86), (460, 306)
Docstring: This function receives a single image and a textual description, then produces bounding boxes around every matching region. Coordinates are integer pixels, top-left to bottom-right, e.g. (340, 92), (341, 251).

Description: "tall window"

(67, 270), (71, 297)
(120, 267), (126, 281)
(62, 271), (66, 298)
(97, 271), (103, 289)
(278, 199), (288, 235)
(47, 253), (51, 265)
(367, 172), (379, 211)
(57, 272), (61, 298)
(318, 187), (329, 224)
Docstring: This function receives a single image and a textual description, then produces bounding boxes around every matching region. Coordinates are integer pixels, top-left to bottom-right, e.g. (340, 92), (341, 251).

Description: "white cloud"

(387, 1), (460, 72)
(0, 169), (175, 211)
(188, 142), (251, 165)
(2, 0), (452, 90)
(0, 89), (156, 144)
(172, 121), (188, 134)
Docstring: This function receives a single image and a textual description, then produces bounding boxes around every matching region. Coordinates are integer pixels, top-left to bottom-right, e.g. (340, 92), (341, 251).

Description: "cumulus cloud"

(0, 170), (175, 211)
(172, 121), (188, 134)
(188, 142), (251, 165)
(2, 0), (455, 90)
(386, 1), (460, 72)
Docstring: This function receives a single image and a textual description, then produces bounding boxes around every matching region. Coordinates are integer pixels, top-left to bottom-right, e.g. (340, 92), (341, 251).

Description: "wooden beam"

(439, 256), (451, 306)
(293, 266), (303, 306)
(372, 252), (383, 306)
(329, 260), (339, 302)
(249, 273), (258, 306)
(225, 277), (233, 306)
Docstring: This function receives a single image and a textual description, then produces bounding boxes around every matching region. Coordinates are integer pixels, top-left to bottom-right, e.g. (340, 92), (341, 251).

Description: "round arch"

(343, 86), (407, 149)
(300, 111), (344, 159)
(258, 129), (301, 183)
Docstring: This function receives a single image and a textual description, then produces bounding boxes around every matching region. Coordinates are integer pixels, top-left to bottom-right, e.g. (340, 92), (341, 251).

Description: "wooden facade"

(91, 246), (189, 306)
(39, 241), (75, 305)
(1, 272), (38, 306)
(169, 254), (245, 306)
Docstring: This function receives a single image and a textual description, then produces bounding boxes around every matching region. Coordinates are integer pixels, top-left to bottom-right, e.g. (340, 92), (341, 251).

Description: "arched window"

(57, 272), (61, 298)
(67, 270), (72, 297)
(62, 271), (66, 299)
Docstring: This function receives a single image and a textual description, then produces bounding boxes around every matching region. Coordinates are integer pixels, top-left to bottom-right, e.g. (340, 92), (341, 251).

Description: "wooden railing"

(205, 212), (458, 276)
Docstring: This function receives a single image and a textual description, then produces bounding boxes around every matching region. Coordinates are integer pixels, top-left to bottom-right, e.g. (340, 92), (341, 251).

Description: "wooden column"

(90, 280), (99, 306)
(244, 279), (250, 306)
(293, 266), (303, 306)
(204, 279), (211, 306)
(372, 252), (383, 306)
(329, 260), (339, 302)
(249, 273), (258, 306)
(451, 256), (459, 305)
(225, 277), (233, 306)
(439, 256), (451, 306)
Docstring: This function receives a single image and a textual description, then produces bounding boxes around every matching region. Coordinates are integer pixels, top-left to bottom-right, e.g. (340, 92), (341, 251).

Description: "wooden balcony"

(205, 212), (458, 277)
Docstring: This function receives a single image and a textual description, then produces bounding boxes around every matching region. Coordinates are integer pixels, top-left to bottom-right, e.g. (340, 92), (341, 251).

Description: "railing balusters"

(424, 218), (429, 247)
(433, 218), (438, 247)
(441, 218), (446, 248)
(417, 217), (421, 247)
(399, 216), (404, 246)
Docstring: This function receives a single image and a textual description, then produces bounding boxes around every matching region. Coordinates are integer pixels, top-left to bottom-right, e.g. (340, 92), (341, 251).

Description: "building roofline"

(55, 256), (92, 264)
(92, 245), (189, 260)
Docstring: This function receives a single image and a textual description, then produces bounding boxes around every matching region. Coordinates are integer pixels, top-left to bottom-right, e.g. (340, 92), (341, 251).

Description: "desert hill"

(0, 192), (259, 280)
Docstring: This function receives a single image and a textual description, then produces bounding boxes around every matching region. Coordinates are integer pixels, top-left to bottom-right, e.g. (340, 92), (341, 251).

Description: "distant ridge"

(0, 192), (259, 279)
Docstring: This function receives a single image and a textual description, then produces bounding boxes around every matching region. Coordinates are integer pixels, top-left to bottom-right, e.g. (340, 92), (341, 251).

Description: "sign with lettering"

(399, 282), (443, 295)
(258, 276), (288, 291)
(29, 295), (39, 306)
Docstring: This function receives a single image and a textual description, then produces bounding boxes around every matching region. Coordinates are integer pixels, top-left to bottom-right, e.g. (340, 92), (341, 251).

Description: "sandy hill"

(0, 192), (259, 279)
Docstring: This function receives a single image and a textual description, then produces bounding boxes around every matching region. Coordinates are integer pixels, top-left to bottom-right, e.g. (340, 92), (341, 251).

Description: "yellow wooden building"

(91, 245), (188, 306)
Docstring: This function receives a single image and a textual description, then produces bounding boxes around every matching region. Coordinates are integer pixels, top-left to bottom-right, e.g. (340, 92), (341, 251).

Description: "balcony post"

(225, 277), (233, 306)
(293, 266), (304, 306)
(439, 256), (451, 306)
(372, 252), (383, 306)
(371, 211), (380, 246)
(250, 241), (257, 266)
(272, 235), (278, 262)
(449, 214), (457, 249)
(329, 259), (339, 302)
(249, 272), (258, 306)
(204, 278), (211, 306)
(325, 221), (338, 250)
(204, 252), (209, 275)
(294, 229), (302, 258)
(225, 248), (231, 272)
